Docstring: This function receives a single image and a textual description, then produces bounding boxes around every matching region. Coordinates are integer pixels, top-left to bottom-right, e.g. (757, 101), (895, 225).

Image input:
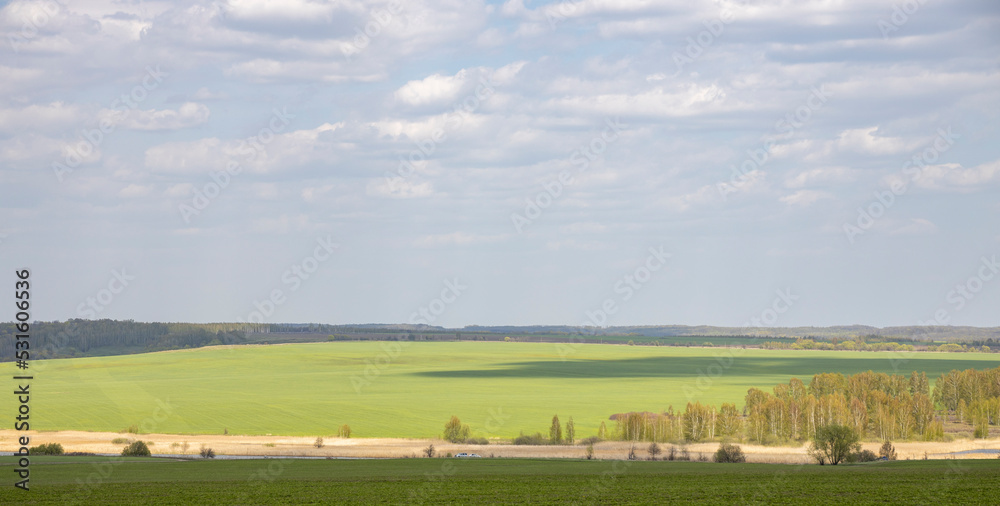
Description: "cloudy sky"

(2, 0), (999, 329)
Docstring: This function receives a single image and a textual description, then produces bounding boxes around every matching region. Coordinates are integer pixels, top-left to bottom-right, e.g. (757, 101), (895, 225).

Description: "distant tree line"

(0, 319), (247, 360)
(760, 337), (996, 353)
(593, 367), (999, 445)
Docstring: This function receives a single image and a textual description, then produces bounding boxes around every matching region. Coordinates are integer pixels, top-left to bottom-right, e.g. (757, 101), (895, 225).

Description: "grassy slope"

(4, 342), (997, 438)
(0, 457), (997, 505)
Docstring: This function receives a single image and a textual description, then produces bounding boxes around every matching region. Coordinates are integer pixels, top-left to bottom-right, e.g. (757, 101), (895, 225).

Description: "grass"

(0, 456), (997, 504)
(3, 342), (996, 438)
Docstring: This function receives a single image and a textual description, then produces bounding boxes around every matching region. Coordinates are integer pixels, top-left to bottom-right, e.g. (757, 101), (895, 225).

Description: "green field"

(1, 457), (998, 504)
(4, 342), (998, 438)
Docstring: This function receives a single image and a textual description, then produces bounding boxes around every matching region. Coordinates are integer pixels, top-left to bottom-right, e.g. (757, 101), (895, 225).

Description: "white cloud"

(784, 167), (857, 188)
(415, 232), (510, 247)
(834, 127), (916, 155)
(395, 70), (469, 106)
(890, 218), (937, 236)
(105, 103), (211, 131)
(143, 122), (344, 174)
(780, 189), (831, 207)
(0, 102), (86, 134)
(913, 160), (1000, 191)
(366, 178), (434, 199)
(118, 184), (152, 198)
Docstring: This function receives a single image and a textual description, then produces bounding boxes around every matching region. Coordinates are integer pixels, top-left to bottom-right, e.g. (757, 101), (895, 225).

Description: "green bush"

(30, 443), (64, 455)
(848, 449), (879, 463)
(714, 443), (746, 463)
(512, 432), (548, 445)
(111, 437), (130, 445)
(464, 437), (489, 445)
(121, 441), (151, 457)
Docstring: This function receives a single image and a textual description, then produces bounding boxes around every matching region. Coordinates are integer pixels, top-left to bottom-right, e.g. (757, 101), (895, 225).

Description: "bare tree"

(647, 442), (662, 460)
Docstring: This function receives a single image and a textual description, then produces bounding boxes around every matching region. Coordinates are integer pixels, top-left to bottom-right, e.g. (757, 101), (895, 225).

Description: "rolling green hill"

(7, 342), (998, 438)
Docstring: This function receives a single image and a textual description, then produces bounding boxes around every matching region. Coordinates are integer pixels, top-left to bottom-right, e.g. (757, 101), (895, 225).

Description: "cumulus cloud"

(912, 160), (1000, 191)
(105, 103), (211, 131)
(780, 189), (832, 207)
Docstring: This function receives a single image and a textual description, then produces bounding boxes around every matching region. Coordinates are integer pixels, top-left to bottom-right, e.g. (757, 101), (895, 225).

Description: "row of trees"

(603, 367), (999, 445)
(760, 338), (995, 353)
(0, 319), (247, 359)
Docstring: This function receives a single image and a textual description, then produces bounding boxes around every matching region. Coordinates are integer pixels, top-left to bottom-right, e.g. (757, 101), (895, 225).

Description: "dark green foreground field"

(2, 457), (998, 505)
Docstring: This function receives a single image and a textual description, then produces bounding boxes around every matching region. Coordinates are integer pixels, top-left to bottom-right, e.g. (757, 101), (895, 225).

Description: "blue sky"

(1, 0), (998, 328)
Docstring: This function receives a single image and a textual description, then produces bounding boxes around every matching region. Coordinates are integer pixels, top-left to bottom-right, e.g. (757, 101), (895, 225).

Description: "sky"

(1, 0), (999, 329)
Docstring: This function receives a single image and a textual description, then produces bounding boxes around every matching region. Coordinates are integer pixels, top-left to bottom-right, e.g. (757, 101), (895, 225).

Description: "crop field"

(1, 457), (998, 505)
(3, 342), (997, 438)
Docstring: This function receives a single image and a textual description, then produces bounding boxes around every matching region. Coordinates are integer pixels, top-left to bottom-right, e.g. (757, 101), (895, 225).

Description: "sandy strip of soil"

(3, 431), (998, 463)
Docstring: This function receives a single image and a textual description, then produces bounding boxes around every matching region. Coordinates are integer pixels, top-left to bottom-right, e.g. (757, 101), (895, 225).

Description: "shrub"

(627, 445), (637, 461)
(714, 443), (746, 463)
(879, 441), (897, 461)
(585, 444), (595, 460)
(314, 437), (324, 449)
(199, 447), (216, 459)
(848, 449), (879, 463)
(423, 444), (435, 458)
(464, 437), (489, 445)
(112, 438), (130, 445)
(30, 443), (64, 455)
(579, 436), (601, 446)
(122, 425), (139, 434)
(667, 446), (677, 461)
(121, 441), (151, 457)
(513, 432), (548, 445)
(339, 424), (351, 438)
(647, 443), (662, 460)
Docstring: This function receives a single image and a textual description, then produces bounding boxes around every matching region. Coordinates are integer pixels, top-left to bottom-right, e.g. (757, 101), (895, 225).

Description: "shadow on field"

(410, 356), (1000, 379)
